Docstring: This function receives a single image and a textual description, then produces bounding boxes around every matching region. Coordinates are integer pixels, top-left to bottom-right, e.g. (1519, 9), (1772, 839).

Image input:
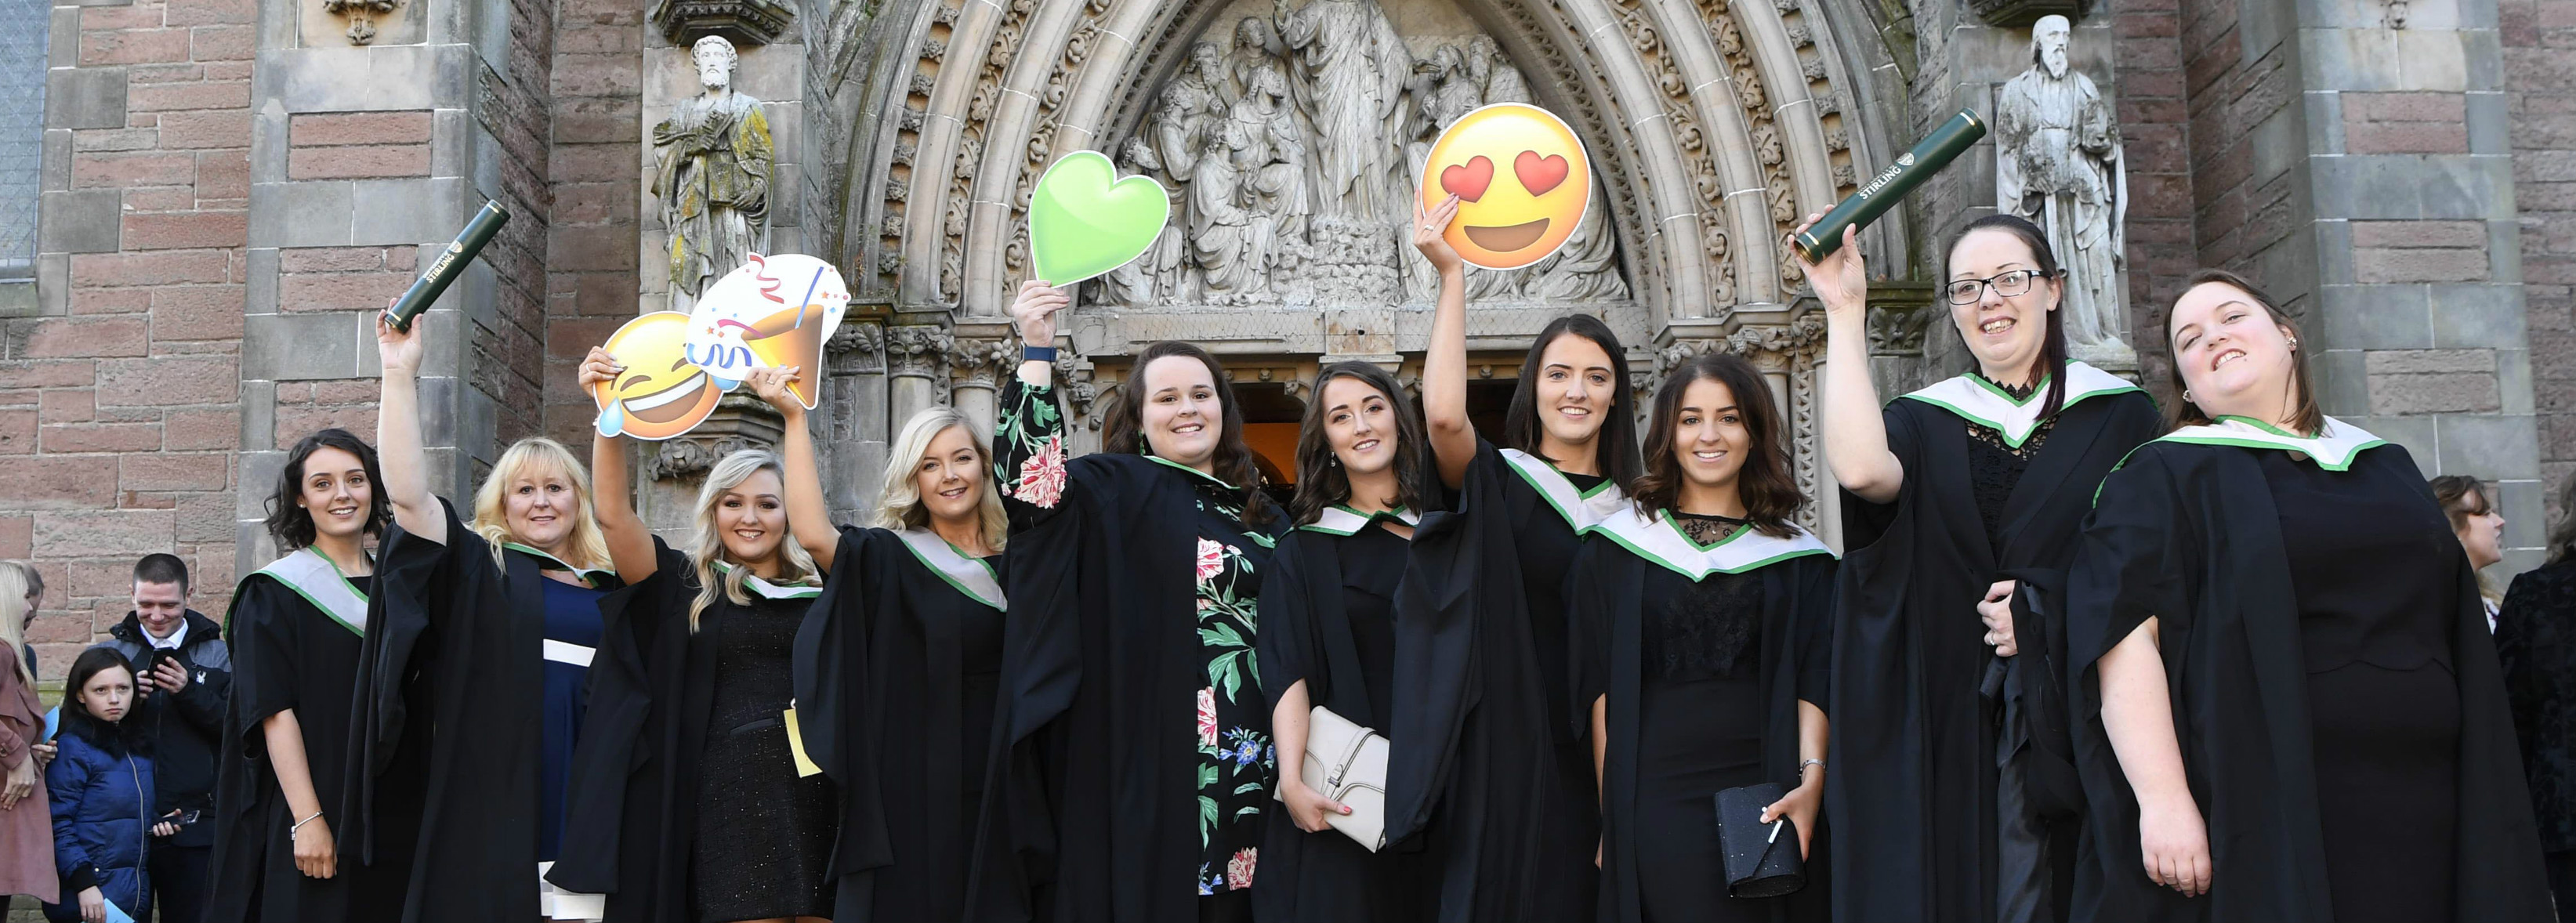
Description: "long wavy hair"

(2165, 268), (2324, 436)
(471, 437), (613, 575)
(263, 428), (390, 551)
(1288, 362), (1433, 526)
(875, 407), (1009, 551)
(0, 566), (29, 686)
(687, 450), (822, 631)
(1947, 214), (2073, 418)
(1627, 352), (1806, 538)
(1504, 313), (1644, 487)
(1103, 340), (1277, 527)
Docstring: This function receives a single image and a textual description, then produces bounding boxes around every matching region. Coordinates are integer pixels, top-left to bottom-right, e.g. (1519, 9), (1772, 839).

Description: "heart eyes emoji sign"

(1419, 103), (1592, 270)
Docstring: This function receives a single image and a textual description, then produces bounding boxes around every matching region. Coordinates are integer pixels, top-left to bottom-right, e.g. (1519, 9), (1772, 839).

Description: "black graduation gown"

(345, 498), (614, 922)
(1829, 389), (2161, 923)
(547, 538), (831, 922)
(2065, 440), (2553, 922)
(1254, 521), (1427, 923)
(792, 525), (1008, 923)
(207, 565), (401, 923)
(964, 451), (1281, 923)
(1384, 439), (1598, 923)
(1571, 536), (1837, 923)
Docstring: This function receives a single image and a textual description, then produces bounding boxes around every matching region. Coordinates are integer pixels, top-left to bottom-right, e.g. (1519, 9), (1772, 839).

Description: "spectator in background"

(0, 563), (56, 907)
(2433, 475), (2509, 629)
(2498, 471), (2576, 922)
(45, 646), (158, 923)
(5, 561), (42, 678)
(96, 554), (229, 923)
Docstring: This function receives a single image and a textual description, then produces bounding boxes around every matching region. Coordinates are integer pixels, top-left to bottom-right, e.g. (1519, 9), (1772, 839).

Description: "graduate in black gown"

(351, 314), (625, 923)
(553, 361), (835, 923)
(1804, 215), (2162, 923)
(1386, 196), (1643, 922)
(2067, 270), (2553, 922)
(788, 403), (1012, 922)
(1255, 361), (1437, 923)
(207, 429), (404, 923)
(1573, 352), (1836, 923)
(967, 281), (1284, 923)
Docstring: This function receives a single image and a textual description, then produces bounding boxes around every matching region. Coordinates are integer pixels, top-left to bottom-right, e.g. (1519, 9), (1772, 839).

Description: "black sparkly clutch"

(1713, 783), (1807, 899)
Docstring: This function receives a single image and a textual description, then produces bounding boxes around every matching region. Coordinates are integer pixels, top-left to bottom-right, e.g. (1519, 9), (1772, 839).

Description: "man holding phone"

(95, 553), (230, 923)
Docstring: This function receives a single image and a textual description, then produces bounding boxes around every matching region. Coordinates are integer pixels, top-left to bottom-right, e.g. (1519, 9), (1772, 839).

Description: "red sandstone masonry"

(2505, 0), (2576, 511)
(2111, 0), (2200, 350)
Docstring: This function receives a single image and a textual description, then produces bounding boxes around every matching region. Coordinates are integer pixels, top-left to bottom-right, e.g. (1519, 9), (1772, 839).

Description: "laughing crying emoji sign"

(1418, 103), (1592, 270)
(593, 311), (723, 440)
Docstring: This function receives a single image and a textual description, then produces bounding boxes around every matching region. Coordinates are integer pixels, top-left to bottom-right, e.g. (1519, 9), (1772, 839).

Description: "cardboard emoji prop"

(1028, 150), (1172, 285)
(1417, 103), (1592, 270)
(683, 253), (851, 408)
(593, 311), (723, 440)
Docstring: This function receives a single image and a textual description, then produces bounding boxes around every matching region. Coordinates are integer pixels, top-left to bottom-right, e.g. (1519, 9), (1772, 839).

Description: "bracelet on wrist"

(292, 811), (324, 834)
(1021, 345), (1058, 363)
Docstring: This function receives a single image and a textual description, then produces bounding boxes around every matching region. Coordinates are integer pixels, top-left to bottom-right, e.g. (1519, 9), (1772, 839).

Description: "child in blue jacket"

(45, 646), (154, 923)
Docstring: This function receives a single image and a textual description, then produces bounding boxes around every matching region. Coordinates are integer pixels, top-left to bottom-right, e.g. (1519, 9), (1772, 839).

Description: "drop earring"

(2183, 389), (2194, 404)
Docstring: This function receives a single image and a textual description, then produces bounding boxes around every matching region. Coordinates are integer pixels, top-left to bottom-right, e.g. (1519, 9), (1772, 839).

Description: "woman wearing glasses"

(1804, 215), (2161, 923)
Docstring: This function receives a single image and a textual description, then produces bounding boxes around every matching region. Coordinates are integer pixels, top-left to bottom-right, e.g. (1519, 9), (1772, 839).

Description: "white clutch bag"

(1274, 704), (1390, 852)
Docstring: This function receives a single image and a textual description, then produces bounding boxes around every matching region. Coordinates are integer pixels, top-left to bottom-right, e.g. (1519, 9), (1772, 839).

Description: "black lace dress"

(1626, 513), (1777, 923)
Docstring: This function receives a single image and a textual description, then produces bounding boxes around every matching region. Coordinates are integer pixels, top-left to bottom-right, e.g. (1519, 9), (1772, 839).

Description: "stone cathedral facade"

(5, 0), (2568, 671)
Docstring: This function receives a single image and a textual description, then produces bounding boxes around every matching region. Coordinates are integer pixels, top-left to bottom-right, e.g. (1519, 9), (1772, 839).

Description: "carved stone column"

(886, 324), (953, 436)
(824, 322), (888, 523)
(947, 336), (1014, 435)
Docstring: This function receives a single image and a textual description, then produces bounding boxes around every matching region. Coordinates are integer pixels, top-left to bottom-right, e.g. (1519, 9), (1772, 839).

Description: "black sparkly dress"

(690, 583), (839, 923)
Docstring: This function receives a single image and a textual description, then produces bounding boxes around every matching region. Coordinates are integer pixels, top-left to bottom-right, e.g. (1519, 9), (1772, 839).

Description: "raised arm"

(1412, 196), (1475, 489)
(1799, 218), (1904, 504)
(996, 280), (1073, 516)
(374, 315), (447, 545)
(748, 365), (836, 572)
(2097, 617), (2209, 897)
(582, 347), (660, 583)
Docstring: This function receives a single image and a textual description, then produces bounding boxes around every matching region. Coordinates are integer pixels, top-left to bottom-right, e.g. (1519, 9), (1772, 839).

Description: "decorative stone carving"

(947, 337), (1016, 389)
(1091, 2), (1625, 311)
(654, 36), (775, 312)
(1868, 303), (1934, 357)
(1969, 0), (2086, 27)
(321, 0), (400, 45)
(650, 0), (795, 48)
(1997, 15), (2132, 367)
(886, 324), (953, 378)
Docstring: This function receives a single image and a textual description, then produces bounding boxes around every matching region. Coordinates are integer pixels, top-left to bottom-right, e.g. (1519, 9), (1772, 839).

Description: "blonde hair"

(688, 449), (821, 631)
(472, 438), (614, 575)
(0, 565), (29, 686)
(874, 407), (1008, 552)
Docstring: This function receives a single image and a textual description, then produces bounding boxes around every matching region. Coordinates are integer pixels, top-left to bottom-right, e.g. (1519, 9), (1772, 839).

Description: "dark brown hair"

(1629, 352), (1806, 538)
(1289, 362), (1432, 526)
(1946, 214), (2072, 418)
(264, 428), (390, 551)
(1504, 313), (1644, 487)
(2429, 475), (2494, 533)
(2164, 268), (2324, 436)
(1103, 340), (1277, 527)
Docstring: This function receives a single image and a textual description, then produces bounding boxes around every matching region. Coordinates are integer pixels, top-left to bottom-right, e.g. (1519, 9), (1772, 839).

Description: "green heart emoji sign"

(1028, 150), (1171, 286)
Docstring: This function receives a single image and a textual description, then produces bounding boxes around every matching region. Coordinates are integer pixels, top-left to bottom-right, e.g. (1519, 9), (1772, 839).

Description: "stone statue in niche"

(1996, 14), (2132, 366)
(654, 35), (775, 311)
(1092, 0), (1625, 310)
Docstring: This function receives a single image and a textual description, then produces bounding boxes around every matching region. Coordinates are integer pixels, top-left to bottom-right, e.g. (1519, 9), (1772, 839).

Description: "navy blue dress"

(539, 577), (610, 863)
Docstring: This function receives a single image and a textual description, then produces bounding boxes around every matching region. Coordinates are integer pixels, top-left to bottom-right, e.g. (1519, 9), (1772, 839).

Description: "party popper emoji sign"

(593, 311), (724, 440)
(1027, 150), (1171, 285)
(683, 253), (851, 408)
(1417, 103), (1592, 270)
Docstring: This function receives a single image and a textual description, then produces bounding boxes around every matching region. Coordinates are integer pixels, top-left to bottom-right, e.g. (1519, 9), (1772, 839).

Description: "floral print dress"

(995, 378), (1280, 897)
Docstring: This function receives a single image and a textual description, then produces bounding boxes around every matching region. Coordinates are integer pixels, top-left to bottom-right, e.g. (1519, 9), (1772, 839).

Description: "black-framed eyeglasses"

(1945, 269), (2048, 305)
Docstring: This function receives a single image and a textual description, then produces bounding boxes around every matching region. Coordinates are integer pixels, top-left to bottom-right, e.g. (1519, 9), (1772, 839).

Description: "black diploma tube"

(381, 201), (511, 331)
(1792, 109), (1987, 262)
